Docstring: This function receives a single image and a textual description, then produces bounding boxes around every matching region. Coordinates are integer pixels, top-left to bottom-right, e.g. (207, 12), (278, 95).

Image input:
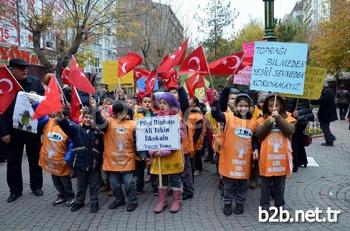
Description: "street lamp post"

(263, 0), (277, 41)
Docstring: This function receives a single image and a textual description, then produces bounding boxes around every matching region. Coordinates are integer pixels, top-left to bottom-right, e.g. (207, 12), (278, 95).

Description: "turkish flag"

(185, 72), (205, 98)
(33, 75), (63, 119)
(134, 68), (150, 80)
(118, 52), (143, 77)
(69, 86), (81, 124)
(67, 56), (96, 94)
(160, 70), (178, 90)
(145, 70), (157, 95)
(208, 52), (245, 75)
(61, 68), (70, 84)
(0, 66), (22, 114)
(157, 37), (188, 73)
(179, 46), (209, 74)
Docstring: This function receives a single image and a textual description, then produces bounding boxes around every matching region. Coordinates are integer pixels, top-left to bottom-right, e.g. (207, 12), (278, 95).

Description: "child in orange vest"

(256, 94), (295, 211)
(38, 113), (75, 207)
(212, 93), (259, 215)
(150, 92), (185, 214)
(94, 99), (138, 212)
(134, 94), (158, 195)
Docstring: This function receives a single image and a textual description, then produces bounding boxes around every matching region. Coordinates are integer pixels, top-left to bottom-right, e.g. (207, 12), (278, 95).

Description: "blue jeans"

(108, 172), (137, 204)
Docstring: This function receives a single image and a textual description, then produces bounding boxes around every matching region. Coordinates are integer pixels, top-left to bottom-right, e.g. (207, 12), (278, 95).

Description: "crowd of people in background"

(0, 58), (349, 217)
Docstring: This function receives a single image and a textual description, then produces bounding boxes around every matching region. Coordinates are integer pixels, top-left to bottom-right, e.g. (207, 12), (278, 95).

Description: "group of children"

(38, 81), (296, 216)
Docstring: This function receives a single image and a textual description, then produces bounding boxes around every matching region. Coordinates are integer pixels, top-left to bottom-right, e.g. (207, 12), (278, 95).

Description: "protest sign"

(13, 91), (44, 134)
(234, 66), (252, 86)
(136, 115), (180, 151)
(281, 67), (327, 100)
(102, 60), (117, 84)
(250, 41), (308, 95)
(243, 42), (254, 57)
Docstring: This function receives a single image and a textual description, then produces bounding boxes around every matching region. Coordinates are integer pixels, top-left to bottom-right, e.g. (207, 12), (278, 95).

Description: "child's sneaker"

(234, 204), (244, 215)
(71, 202), (84, 212)
(126, 203), (138, 212)
(65, 198), (75, 207)
(223, 203), (232, 216)
(108, 200), (125, 209)
(90, 203), (99, 213)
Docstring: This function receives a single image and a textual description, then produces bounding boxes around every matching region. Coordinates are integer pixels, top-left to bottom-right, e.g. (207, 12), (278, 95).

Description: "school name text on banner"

(136, 115), (181, 151)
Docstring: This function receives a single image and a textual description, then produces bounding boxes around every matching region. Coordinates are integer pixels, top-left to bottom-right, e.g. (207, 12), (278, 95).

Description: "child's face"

(103, 100), (112, 109)
(82, 114), (94, 127)
(159, 99), (170, 112)
(141, 97), (152, 110)
(228, 94), (236, 110)
(258, 102), (264, 109)
(169, 89), (179, 101)
(236, 100), (249, 116)
(267, 98), (281, 113)
(127, 99), (134, 108)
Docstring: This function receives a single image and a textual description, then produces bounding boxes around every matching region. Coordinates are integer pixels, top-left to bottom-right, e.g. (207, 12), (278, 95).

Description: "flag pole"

(4, 66), (25, 91)
(54, 74), (69, 105)
(201, 46), (215, 89)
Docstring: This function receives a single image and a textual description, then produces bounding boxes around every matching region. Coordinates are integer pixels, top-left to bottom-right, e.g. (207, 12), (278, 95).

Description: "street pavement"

(0, 120), (349, 231)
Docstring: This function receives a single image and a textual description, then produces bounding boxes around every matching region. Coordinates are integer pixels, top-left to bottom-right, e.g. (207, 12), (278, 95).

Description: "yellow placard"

(281, 67), (327, 100)
(102, 60), (118, 84)
(119, 70), (134, 87)
(102, 60), (134, 87)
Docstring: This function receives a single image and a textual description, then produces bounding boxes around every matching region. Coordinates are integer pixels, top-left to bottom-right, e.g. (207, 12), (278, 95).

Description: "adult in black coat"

(0, 59), (45, 202)
(286, 98), (314, 171)
(318, 85), (338, 146)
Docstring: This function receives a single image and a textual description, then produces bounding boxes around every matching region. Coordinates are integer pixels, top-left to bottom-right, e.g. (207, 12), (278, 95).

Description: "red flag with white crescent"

(145, 70), (157, 95)
(118, 52), (143, 77)
(157, 37), (189, 73)
(185, 72), (205, 98)
(208, 52), (245, 75)
(0, 66), (22, 114)
(179, 46), (209, 75)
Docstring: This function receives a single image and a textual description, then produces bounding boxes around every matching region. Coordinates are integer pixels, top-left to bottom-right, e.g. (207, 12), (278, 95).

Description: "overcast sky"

(155, 0), (299, 45)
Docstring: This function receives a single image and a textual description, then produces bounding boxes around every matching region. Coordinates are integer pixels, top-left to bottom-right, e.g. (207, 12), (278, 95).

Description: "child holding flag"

(93, 99), (138, 212)
(212, 93), (259, 215)
(255, 94), (295, 212)
(57, 107), (103, 213)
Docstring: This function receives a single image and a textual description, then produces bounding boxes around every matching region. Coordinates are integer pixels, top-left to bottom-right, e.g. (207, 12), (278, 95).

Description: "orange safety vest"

(180, 112), (194, 155)
(187, 111), (204, 157)
(219, 113), (257, 179)
(257, 115), (295, 177)
(39, 118), (71, 176)
(103, 118), (136, 172)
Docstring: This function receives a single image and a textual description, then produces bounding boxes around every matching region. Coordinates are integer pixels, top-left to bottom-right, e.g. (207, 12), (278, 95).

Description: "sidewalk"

(0, 120), (349, 231)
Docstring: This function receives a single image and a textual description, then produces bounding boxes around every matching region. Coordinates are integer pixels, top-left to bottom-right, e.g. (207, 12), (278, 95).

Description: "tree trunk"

(32, 30), (53, 72)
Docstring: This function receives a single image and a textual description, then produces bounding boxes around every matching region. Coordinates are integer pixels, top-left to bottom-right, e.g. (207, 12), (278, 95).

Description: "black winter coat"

(58, 118), (103, 171)
(317, 87), (338, 123)
(285, 98), (314, 124)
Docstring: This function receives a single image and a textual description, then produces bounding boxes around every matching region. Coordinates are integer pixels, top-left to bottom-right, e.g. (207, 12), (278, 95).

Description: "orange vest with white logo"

(187, 112), (203, 156)
(257, 115), (295, 177)
(39, 118), (71, 176)
(180, 112), (193, 155)
(103, 118), (136, 172)
(219, 113), (257, 179)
